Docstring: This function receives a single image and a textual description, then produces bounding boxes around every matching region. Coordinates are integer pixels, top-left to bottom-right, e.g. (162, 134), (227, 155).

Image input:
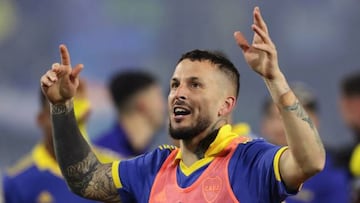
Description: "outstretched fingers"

(252, 24), (272, 45)
(252, 43), (274, 55)
(253, 7), (268, 34)
(234, 31), (250, 52)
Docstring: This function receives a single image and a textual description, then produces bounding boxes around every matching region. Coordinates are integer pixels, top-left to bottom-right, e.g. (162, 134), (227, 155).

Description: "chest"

(149, 151), (238, 203)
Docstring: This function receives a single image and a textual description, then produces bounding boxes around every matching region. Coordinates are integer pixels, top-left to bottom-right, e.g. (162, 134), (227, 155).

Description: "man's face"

(340, 95), (360, 133)
(140, 84), (165, 130)
(168, 59), (226, 140)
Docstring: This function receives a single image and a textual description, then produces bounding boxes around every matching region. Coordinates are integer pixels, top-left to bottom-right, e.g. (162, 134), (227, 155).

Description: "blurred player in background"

(261, 82), (350, 203)
(339, 72), (360, 202)
(2, 79), (117, 203)
(94, 70), (165, 158)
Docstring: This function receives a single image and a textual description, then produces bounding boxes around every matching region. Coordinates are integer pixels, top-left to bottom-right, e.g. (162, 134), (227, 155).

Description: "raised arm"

(234, 7), (325, 189)
(40, 45), (120, 202)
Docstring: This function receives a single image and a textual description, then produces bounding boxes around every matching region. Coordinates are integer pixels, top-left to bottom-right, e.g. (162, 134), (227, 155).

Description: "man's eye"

(191, 82), (200, 88)
(171, 83), (178, 89)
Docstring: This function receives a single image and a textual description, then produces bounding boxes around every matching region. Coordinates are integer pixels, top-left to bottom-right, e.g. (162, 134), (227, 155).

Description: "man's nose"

(173, 85), (187, 101)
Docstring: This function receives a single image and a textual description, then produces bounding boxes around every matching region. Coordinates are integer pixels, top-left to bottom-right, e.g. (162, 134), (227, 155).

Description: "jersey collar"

(175, 124), (242, 161)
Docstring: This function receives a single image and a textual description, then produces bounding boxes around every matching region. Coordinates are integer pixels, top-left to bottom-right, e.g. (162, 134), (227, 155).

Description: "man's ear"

(218, 96), (236, 117)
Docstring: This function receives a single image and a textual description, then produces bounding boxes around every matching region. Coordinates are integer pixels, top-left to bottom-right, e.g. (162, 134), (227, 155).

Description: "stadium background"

(0, 0), (359, 178)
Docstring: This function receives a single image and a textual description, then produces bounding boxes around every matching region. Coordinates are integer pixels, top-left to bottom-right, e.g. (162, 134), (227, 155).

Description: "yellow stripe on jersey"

(273, 146), (288, 181)
(112, 161), (122, 189)
(179, 157), (214, 176)
(6, 154), (33, 177)
(7, 144), (63, 177)
(158, 144), (177, 150)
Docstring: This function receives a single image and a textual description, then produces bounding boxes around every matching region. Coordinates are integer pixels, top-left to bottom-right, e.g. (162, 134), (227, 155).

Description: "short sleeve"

(112, 147), (173, 202)
(229, 139), (297, 202)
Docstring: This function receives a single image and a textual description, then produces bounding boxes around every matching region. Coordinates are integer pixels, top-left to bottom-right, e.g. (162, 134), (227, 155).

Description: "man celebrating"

(40, 7), (325, 202)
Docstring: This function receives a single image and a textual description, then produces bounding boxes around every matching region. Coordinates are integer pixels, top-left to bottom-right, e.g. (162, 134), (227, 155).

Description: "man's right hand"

(40, 44), (83, 104)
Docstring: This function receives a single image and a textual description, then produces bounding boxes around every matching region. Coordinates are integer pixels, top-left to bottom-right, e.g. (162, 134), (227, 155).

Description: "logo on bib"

(202, 176), (222, 202)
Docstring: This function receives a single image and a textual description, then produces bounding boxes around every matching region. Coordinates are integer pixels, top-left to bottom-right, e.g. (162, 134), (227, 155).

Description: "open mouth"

(173, 107), (191, 117)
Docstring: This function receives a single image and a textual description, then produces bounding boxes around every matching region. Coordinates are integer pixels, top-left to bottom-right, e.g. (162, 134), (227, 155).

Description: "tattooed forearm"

(65, 152), (98, 195)
(284, 101), (315, 130)
(65, 153), (120, 202)
(86, 163), (120, 202)
(51, 103), (120, 202)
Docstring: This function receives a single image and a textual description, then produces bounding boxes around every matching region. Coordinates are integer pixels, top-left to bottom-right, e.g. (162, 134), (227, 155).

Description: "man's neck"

(120, 113), (154, 153)
(179, 119), (227, 167)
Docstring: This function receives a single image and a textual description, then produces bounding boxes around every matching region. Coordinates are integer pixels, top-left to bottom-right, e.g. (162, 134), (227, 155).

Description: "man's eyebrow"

(189, 77), (200, 81)
(170, 77), (202, 83)
(170, 78), (179, 82)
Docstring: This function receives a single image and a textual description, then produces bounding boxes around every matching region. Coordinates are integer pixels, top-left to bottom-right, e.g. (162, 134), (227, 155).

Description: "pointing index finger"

(59, 44), (71, 66)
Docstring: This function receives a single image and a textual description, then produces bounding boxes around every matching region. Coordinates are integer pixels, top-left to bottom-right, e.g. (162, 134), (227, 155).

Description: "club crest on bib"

(202, 176), (223, 202)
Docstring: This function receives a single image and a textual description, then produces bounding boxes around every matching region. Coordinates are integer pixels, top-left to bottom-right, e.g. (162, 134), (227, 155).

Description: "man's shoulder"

(234, 137), (269, 148)
(231, 138), (280, 160)
(120, 144), (177, 169)
(138, 144), (177, 161)
(3, 155), (43, 194)
(4, 153), (36, 179)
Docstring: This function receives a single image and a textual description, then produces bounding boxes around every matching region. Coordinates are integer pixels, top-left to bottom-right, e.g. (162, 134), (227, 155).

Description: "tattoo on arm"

(284, 101), (315, 130)
(51, 103), (120, 202)
(65, 154), (120, 202)
(50, 100), (73, 115)
(283, 101), (322, 146)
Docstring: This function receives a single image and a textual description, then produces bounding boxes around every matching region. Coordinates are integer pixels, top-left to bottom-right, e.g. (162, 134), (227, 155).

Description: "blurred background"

(0, 0), (359, 171)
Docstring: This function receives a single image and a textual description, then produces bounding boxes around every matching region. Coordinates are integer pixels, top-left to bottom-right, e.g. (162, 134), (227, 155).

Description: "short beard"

(169, 117), (211, 140)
